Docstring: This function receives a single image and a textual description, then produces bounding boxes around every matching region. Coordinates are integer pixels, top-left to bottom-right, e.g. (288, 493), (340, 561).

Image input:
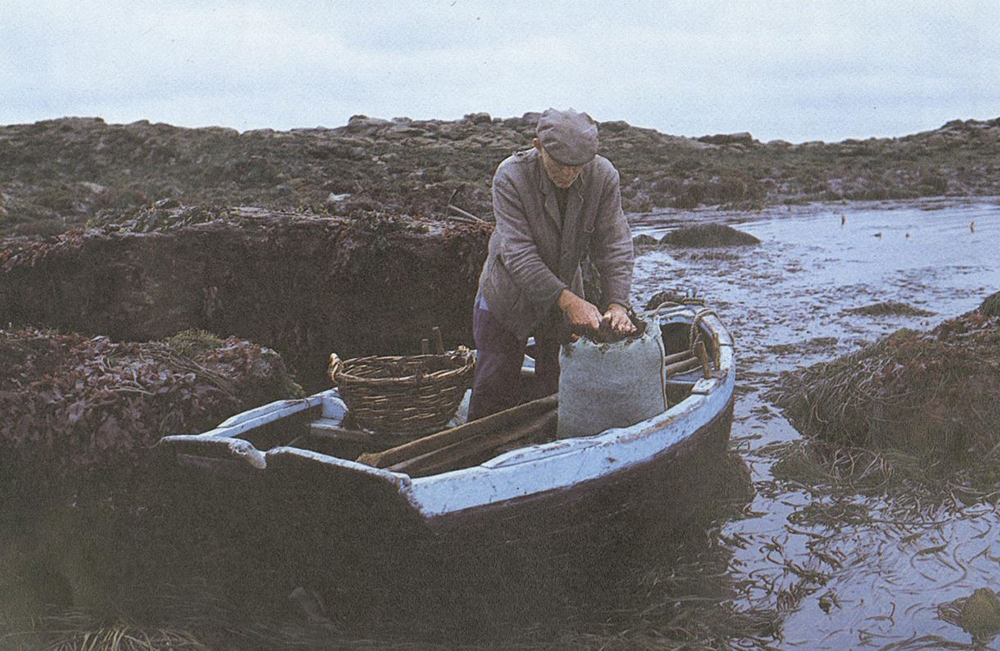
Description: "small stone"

(154, 197), (180, 209)
(79, 182), (107, 194)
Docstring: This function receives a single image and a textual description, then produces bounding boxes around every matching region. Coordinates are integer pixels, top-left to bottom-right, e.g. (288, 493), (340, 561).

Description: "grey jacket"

(478, 148), (634, 340)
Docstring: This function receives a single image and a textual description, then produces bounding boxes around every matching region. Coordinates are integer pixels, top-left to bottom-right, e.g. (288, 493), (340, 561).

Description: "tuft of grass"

(0, 618), (210, 651)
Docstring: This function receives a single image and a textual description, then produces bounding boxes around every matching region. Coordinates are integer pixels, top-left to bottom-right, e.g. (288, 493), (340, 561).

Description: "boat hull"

(426, 395), (733, 539)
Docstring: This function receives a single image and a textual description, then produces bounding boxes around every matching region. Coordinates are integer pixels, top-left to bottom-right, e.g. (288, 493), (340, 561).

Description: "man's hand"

(558, 289), (602, 332)
(603, 303), (636, 334)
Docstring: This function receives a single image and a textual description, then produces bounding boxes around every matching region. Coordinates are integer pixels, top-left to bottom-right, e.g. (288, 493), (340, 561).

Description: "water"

(631, 198), (1000, 648)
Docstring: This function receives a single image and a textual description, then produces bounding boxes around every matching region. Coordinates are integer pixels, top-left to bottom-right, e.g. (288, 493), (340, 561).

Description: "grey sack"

(556, 317), (668, 439)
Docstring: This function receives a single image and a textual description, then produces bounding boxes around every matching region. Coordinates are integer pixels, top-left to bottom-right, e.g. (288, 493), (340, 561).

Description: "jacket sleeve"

(492, 165), (568, 314)
(590, 168), (634, 308)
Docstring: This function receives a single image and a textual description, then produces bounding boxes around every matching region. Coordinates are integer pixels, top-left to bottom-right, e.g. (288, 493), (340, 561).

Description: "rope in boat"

(646, 295), (717, 356)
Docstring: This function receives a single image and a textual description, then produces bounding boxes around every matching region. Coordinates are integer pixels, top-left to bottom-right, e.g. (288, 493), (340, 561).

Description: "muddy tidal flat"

(632, 198), (1000, 648)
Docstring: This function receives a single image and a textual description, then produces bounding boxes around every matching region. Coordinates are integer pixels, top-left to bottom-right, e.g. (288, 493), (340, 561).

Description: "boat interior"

(224, 317), (724, 479)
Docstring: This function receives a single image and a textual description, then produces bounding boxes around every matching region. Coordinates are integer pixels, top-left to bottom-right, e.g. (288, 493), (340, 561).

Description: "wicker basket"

(328, 347), (475, 435)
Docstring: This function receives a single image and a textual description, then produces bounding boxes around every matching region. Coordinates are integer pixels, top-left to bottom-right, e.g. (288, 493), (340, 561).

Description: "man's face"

(534, 139), (585, 189)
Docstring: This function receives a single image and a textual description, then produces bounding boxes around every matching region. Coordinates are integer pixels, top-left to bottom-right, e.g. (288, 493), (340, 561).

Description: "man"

(467, 108), (635, 421)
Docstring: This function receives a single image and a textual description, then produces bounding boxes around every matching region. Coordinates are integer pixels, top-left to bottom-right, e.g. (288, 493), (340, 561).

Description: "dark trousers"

(467, 302), (560, 422)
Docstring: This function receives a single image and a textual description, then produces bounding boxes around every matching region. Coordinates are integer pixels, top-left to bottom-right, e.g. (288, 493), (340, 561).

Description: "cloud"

(2, 0), (997, 141)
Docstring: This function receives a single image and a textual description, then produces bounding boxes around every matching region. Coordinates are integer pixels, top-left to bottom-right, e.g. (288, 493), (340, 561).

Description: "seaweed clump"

(980, 290), (1000, 317)
(771, 313), (1000, 463)
(583, 314), (649, 344)
(0, 327), (300, 490)
(843, 301), (935, 317)
(659, 224), (760, 248)
(940, 588), (1000, 645)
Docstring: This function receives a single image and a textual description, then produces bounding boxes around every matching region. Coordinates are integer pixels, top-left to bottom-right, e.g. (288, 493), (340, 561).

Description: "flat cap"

(535, 108), (599, 166)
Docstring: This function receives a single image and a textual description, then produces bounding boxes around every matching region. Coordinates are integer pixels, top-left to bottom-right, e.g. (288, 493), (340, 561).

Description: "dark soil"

(581, 313), (649, 344)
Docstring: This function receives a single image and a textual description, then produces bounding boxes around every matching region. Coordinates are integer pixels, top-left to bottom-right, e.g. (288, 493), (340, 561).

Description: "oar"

(389, 409), (557, 477)
(356, 394), (558, 469)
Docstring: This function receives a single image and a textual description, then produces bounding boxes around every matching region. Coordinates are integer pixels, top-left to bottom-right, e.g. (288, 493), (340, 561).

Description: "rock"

(383, 123), (427, 139)
(3, 112), (1000, 242)
(771, 313), (1000, 458)
(154, 197), (180, 209)
(464, 112), (492, 125)
(344, 115), (390, 136)
(79, 182), (107, 194)
(697, 132), (755, 146)
(674, 137), (718, 150)
(501, 116), (536, 130)
(599, 120), (630, 133)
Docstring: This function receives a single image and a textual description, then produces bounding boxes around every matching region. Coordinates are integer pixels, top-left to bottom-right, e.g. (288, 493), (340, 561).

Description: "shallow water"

(631, 198), (1000, 648)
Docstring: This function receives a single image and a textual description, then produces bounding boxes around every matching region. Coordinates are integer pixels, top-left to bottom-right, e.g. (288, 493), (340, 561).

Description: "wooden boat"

(159, 303), (734, 542)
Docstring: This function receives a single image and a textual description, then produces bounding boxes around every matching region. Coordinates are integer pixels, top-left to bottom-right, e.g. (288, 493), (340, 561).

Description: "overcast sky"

(3, 1), (998, 143)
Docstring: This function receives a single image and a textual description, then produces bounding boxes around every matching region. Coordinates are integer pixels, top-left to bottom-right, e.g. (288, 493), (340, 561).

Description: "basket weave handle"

(328, 353), (343, 386)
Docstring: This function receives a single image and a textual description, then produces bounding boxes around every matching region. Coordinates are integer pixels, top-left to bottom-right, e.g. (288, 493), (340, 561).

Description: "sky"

(2, 0), (998, 143)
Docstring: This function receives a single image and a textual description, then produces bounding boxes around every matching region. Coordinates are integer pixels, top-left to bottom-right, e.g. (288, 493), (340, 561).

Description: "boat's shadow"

(164, 439), (754, 644)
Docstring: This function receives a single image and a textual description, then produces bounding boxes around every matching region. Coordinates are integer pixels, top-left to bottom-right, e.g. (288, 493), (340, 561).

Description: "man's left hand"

(603, 304), (636, 334)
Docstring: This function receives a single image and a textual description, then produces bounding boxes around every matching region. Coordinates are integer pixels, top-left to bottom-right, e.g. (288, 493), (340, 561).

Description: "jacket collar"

(533, 149), (585, 234)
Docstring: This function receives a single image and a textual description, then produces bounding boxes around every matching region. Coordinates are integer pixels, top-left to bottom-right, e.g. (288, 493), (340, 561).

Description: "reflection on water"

(2, 198), (999, 648)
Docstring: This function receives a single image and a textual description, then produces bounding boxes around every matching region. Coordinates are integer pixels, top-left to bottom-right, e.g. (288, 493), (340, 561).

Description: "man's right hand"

(557, 289), (602, 332)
